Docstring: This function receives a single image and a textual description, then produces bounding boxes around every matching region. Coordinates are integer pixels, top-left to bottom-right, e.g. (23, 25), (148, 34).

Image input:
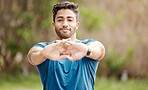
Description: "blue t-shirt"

(33, 39), (99, 90)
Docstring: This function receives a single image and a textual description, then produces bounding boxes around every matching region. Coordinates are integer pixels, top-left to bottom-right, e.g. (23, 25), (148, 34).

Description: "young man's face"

(52, 9), (79, 39)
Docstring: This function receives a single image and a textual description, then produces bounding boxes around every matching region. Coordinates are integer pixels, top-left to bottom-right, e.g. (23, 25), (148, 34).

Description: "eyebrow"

(57, 16), (63, 19)
(57, 16), (74, 19)
(67, 16), (74, 19)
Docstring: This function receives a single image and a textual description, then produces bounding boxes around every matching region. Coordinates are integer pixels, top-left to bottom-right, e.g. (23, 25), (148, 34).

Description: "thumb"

(56, 40), (62, 43)
(66, 55), (77, 61)
(58, 55), (68, 60)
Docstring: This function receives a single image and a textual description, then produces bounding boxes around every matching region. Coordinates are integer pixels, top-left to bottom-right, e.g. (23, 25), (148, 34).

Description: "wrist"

(86, 46), (91, 56)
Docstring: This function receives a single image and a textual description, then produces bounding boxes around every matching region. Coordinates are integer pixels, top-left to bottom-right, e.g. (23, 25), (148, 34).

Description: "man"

(27, 1), (105, 90)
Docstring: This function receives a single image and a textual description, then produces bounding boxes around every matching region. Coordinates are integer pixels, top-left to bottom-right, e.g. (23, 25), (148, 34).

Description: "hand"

(42, 39), (88, 61)
(65, 41), (88, 61)
(42, 41), (68, 61)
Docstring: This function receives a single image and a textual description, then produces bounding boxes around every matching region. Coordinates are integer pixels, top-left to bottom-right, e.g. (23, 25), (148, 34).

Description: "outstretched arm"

(27, 40), (105, 65)
(86, 41), (105, 60)
(27, 47), (46, 65)
(65, 41), (105, 61)
(27, 41), (68, 65)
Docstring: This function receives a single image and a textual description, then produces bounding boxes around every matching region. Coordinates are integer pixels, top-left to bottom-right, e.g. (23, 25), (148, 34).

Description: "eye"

(57, 19), (63, 22)
(68, 19), (73, 22)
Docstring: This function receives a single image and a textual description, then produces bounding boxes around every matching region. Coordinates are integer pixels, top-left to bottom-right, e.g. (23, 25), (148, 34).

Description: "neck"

(56, 33), (77, 42)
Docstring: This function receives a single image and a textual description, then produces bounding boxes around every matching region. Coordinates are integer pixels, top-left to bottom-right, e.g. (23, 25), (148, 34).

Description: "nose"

(63, 20), (68, 28)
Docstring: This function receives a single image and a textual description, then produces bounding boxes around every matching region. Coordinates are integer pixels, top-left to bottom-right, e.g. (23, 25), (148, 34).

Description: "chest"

(49, 59), (80, 75)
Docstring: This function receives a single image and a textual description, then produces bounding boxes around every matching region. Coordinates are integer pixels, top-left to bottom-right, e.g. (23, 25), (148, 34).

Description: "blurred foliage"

(95, 77), (148, 90)
(80, 7), (107, 31)
(0, 74), (148, 90)
(20, 11), (34, 28)
(6, 39), (19, 57)
(105, 46), (134, 75)
(109, 11), (124, 29)
(17, 29), (35, 54)
(0, 0), (148, 79)
(0, 74), (42, 90)
(0, 0), (58, 73)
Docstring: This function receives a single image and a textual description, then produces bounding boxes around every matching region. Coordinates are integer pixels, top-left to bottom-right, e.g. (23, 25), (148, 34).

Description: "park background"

(0, 0), (148, 90)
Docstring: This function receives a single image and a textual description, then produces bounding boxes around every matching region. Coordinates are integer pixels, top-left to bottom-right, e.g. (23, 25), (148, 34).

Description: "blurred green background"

(0, 0), (148, 90)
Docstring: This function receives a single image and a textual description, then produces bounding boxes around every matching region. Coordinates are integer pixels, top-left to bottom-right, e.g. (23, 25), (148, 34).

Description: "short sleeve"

(81, 39), (99, 83)
(82, 39), (96, 44)
(82, 39), (99, 63)
(32, 42), (51, 84)
(33, 42), (51, 83)
(33, 42), (50, 48)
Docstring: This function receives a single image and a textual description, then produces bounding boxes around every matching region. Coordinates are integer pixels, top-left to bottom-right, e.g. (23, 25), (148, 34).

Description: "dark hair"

(52, 1), (79, 22)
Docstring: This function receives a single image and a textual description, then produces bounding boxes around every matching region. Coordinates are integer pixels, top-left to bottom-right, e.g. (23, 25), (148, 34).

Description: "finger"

(58, 55), (68, 60)
(66, 55), (73, 60)
(64, 41), (75, 50)
(65, 42), (70, 46)
(66, 56), (77, 61)
(62, 50), (69, 55)
(56, 41), (65, 48)
(67, 38), (71, 41)
(65, 41), (74, 45)
(62, 39), (68, 41)
(57, 40), (69, 49)
(56, 40), (62, 43)
(62, 38), (71, 41)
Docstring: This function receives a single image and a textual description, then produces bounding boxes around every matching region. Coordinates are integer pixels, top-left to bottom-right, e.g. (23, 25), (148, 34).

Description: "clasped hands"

(42, 39), (88, 61)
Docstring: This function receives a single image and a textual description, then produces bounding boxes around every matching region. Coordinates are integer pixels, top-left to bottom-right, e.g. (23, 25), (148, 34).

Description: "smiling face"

(52, 9), (79, 40)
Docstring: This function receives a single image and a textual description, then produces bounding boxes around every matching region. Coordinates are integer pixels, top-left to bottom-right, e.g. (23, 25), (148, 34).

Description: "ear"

(52, 21), (55, 26)
(52, 22), (55, 29)
(76, 22), (79, 30)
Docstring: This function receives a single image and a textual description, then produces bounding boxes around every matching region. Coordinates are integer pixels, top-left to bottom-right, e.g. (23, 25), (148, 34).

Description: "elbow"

(27, 47), (44, 65)
(27, 51), (40, 65)
(97, 45), (105, 60)
(27, 53), (37, 65)
(100, 46), (105, 60)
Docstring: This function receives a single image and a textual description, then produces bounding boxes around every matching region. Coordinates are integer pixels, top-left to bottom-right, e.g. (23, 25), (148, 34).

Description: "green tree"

(0, 0), (57, 74)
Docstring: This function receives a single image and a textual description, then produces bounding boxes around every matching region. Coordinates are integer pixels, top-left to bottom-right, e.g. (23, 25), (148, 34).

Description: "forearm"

(86, 41), (105, 60)
(27, 47), (46, 65)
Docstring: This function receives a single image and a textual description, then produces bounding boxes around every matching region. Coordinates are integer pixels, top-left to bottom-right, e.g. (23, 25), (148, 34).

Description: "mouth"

(60, 28), (71, 31)
(60, 28), (70, 30)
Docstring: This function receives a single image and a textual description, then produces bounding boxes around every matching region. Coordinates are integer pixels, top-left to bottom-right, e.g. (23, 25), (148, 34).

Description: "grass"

(0, 74), (148, 90)
(94, 77), (148, 90)
(0, 74), (42, 90)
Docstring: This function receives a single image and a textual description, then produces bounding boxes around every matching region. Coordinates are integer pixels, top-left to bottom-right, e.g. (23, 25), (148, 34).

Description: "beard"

(55, 27), (76, 39)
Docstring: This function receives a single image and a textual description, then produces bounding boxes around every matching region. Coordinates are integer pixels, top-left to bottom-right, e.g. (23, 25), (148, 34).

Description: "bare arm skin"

(27, 47), (46, 65)
(27, 40), (105, 65)
(27, 41), (68, 65)
(86, 41), (105, 60)
(65, 41), (105, 61)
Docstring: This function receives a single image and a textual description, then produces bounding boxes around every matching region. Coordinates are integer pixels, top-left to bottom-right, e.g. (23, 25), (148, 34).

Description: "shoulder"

(33, 42), (53, 48)
(81, 39), (97, 44)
